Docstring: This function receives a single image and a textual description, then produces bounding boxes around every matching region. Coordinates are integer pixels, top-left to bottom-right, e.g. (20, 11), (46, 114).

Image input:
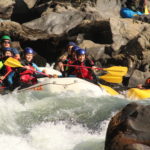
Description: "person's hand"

(42, 69), (47, 73)
(137, 84), (143, 89)
(58, 62), (64, 71)
(0, 76), (4, 80)
(91, 66), (97, 70)
(24, 66), (30, 70)
(14, 54), (21, 60)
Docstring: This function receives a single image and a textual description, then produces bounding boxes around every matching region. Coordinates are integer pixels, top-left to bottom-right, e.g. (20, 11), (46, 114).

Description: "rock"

(0, 20), (49, 40)
(127, 69), (150, 87)
(79, 40), (106, 61)
(12, 0), (48, 23)
(105, 102), (150, 150)
(23, 0), (37, 9)
(23, 10), (86, 36)
(96, 0), (121, 19)
(0, 0), (15, 19)
(110, 18), (147, 52)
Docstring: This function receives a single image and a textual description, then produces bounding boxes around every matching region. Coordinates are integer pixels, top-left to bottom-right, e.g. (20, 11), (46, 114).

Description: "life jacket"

(71, 60), (93, 80)
(19, 65), (37, 84)
(64, 57), (76, 71)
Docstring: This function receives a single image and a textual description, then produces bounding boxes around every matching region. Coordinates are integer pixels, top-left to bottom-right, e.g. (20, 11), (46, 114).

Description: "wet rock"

(0, 0), (15, 19)
(105, 102), (150, 150)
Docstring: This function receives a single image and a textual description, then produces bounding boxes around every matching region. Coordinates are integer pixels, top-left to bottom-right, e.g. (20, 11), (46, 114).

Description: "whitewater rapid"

(0, 89), (129, 150)
(0, 65), (150, 150)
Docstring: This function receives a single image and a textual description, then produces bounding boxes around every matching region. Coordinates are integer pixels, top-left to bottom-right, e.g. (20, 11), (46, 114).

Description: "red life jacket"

(19, 66), (37, 84)
(72, 62), (93, 80)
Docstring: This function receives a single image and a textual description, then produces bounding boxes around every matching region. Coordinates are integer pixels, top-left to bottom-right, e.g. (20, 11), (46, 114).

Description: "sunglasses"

(3, 41), (11, 44)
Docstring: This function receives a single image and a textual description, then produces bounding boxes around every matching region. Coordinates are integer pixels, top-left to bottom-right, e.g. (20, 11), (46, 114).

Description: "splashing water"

(0, 66), (150, 150)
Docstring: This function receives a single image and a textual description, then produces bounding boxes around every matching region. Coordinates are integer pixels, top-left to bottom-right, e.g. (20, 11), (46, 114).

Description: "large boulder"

(0, 0), (15, 19)
(105, 102), (150, 150)
(23, 10), (86, 36)
(23, 3), (101, 37)
(110, 17), (147, 51)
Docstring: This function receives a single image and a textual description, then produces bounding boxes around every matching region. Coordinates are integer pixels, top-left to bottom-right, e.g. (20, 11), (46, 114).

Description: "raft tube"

(127, 88), (150, 100)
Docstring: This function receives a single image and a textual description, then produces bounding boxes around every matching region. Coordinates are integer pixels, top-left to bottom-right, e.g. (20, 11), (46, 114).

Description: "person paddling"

(66, 49), (96, 81)
(13, 47), (46, 89)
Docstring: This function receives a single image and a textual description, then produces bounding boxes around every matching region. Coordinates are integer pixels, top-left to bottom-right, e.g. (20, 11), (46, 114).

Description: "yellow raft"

(127, 88), (150, 100)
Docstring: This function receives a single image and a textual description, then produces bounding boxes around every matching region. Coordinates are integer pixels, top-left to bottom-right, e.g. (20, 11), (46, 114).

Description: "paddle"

(63, 64), (128, 83)
(98, 84), (119, 96)
(99, 74), (123, 83)
(4, 57), (51, 78)
(63, 64), (128, 76)
(144, 0), (149, 15)
(0, 70), (12, 83)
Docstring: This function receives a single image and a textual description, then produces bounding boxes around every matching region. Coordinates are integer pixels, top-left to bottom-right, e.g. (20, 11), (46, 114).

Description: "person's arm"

(32, 63), (42, 72)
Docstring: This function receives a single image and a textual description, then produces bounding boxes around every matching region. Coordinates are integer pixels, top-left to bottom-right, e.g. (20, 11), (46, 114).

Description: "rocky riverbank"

(0, 0), (150, 87)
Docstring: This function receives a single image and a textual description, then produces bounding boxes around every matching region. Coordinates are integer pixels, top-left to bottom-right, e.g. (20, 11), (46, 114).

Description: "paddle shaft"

(63, 64), (124, 72)
(0, 70), (12, 83)
(63, 64), (100, 69)
(23, 67), (51, 78)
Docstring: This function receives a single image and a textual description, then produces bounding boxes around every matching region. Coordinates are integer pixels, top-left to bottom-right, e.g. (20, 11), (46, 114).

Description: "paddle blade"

(4, 57), (23, 68)
(99, 74), (123, 83)
(98, 84), (119, 96)
(103, 66), (128, 76)
(145, 5), (149, 14)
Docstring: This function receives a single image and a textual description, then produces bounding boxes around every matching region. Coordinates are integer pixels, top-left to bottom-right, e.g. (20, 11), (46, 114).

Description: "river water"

(1, 86), (150, 150)
(0, 64), (150, 150)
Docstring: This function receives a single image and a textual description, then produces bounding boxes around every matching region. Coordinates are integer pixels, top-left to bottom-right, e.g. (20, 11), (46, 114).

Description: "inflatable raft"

(126, 88), (150, 100)
(18, 77), (119, 97)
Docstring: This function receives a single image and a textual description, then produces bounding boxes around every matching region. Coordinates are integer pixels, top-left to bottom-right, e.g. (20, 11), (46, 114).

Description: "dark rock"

(11, 0), (48, 23)
(105, 102), (150, 150)
(0, 0), (15, 19)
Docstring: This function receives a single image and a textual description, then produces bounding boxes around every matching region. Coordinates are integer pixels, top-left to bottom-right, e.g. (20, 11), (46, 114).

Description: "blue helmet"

(72, 46), (80, 51)
(68, 41), (76, 47)
(2, 47), (12, 52)
(24, 47), (34, 54)
(76, 49), (86, 55)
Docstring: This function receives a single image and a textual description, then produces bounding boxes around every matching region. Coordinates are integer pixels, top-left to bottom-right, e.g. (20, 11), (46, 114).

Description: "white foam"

(29, 122), (102, 150)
